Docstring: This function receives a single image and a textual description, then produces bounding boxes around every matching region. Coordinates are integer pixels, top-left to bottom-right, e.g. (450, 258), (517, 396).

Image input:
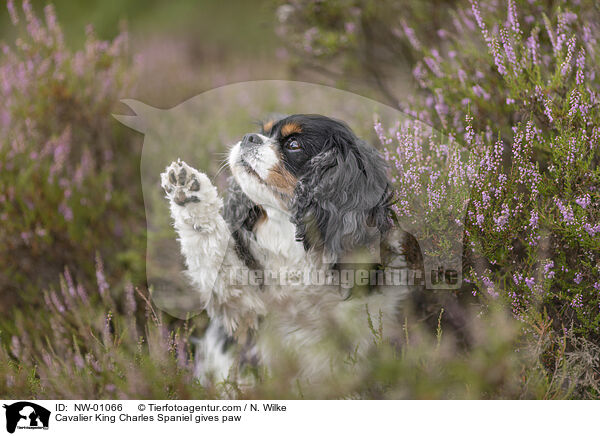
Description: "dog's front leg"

(160, 160), (264, 336)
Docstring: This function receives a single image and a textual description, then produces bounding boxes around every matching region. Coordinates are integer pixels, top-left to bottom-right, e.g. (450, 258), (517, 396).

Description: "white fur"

(161, 160), (265, 336)
(192, 321), (236, 384)
(161, 154), (409, 386)
(229, 140), (283, 209)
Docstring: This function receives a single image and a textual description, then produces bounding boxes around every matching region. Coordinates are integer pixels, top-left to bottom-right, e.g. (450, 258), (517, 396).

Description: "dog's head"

(229, 114), (392, 258)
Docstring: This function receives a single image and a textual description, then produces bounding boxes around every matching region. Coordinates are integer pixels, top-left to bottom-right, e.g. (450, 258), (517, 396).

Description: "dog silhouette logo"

(2, 402), (50, 433)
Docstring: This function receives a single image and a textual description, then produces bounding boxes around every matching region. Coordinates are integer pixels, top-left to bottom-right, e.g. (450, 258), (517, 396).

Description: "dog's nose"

(241, 133), (263, 147)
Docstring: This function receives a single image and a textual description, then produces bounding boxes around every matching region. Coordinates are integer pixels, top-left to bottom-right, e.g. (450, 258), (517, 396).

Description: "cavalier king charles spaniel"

(160, 114), (410, 384)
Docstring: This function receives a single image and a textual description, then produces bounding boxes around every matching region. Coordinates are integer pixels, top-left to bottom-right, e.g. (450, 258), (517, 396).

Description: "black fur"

(282, 115), (393, 258)
(228, 114), (393, 263)
(223, 177), (262, 271)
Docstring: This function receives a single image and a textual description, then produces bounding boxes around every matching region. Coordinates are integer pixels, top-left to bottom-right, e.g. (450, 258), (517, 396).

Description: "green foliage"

(0, 265), (582, 399)
(0, 267), (209, 399)
(0, 1), (144, 302)
(277, 0), (600, 396)
(2, 0), (599, 399)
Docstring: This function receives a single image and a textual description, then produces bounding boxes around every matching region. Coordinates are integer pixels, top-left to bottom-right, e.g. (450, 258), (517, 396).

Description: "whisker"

(212, 151), (231, 157)
(215, 158), (230, 177)
(210, 147), (232, 177)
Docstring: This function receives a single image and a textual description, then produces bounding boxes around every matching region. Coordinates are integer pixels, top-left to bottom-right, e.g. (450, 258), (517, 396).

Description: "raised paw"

(161, 160), (204, 206)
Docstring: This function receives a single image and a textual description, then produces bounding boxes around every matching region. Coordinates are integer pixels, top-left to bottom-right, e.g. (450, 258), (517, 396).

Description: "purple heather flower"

(526, 32), (539, 65)
(575, 194), (590, 209)
(544, 261), (555, 279)
(74, 354), (85, 369)
(489, 36), (507, 75)
(570, 293), (583, 309)
(525, 277), (535, 290)
(470, 0), (485, 30)
(576, 48), (586, 85)
(543, 98), (554, 124)
(476, 213), (485, 227)
(513, 272), (523, 285)
(472, 84), (490, 100)
(560, 37), (576, 77)
(424, 56), (443, 78)
(493, 204), (510, 231)
(574, 272), (583, 284)
(58, 202), (73, 222)
(507, 0), (520, 34)
(555, 198), (574, 224)
(482, 275), (498, 298)
(583, 223), (600, 237)
(500, 27), (519, 74)
(464, 114), (474, 144)
(95, 254), (109, 298)
(373, 120), (392, 145)
(401, 20), (421, 50)
(7, 0), (19, 25)
(50, 291), (65, 313)
(529, 211), (539, 229)
(481, 191), (490, 206)
(568, 90), (581, 119)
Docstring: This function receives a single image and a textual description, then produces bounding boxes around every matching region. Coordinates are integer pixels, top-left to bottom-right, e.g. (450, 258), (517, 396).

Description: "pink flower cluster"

(0, 1), (132, 244)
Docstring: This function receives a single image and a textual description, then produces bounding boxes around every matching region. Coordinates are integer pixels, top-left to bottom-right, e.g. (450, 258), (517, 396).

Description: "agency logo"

(114, 81), (476, 319)
(2, 402), (50, 434)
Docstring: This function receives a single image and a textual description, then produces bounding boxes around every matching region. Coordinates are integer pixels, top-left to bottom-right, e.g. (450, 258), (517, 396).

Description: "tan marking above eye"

(262, 119), (275, 133)
(281, 122), (302, 137)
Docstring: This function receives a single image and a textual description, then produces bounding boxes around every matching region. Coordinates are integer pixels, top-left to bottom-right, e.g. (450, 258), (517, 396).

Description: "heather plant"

(274, 0), (457, 106)
(0, 258), (572, 399)
(2, 0), (599, 400)
(0, 259), (209, 399)
(276, 0), (600, 396)
(0, 0), (142, 305)
(375, 118), (477, 289)
(397, 0), (600, 340)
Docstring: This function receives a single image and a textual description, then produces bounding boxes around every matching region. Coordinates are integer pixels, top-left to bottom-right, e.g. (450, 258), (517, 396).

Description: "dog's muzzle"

(241, 133), (263, 148)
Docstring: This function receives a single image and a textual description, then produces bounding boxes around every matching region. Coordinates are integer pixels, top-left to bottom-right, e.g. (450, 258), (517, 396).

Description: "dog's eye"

(285, 138), (301, 151)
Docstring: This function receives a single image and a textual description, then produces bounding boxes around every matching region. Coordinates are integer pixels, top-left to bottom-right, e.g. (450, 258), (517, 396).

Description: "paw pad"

(177, 167), (187, 185)
(161, 161), (203, 206)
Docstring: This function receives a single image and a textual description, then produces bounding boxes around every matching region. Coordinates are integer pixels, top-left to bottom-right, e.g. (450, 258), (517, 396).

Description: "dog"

(160, 114), (410, 385)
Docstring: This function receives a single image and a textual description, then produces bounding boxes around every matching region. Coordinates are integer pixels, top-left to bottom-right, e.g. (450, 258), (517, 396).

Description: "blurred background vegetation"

(0, 0), (283, 106)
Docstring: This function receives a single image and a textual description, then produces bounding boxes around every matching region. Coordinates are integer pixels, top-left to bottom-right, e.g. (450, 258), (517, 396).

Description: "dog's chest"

(252, 209), (307, 269)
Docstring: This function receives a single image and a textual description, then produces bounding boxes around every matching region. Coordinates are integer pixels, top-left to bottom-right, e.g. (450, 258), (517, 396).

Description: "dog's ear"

(291, 133), (391, 260)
